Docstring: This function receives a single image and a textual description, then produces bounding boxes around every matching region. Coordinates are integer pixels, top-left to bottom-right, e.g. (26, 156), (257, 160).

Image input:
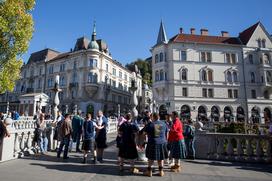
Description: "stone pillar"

(130, 80), (138, 118)
(53, 75), (61, 122)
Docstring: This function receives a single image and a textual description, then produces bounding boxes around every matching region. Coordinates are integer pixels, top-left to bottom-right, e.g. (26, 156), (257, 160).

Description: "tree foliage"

(126, 58), (152, 86)
(0, 0), (35, 93)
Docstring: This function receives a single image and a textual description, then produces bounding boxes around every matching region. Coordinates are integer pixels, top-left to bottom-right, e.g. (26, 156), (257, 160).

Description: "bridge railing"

(195, 131), (272, 163)
(0, 117), (117, 162)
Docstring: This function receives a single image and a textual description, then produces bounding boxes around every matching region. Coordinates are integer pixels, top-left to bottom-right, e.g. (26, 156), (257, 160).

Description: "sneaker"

(171, 165), (181, 173)
(144, 170), (152, 177)
(131, 167), (139, 174)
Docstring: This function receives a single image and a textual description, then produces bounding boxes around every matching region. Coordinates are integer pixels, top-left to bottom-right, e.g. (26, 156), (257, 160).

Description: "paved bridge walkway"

(0, 133), (271, 181)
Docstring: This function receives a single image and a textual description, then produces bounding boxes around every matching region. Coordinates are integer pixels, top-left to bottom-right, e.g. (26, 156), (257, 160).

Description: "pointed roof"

(92, 20), (97, 41)
(73, 37), (90, 51)
(239, 22), (260, 45)
(157, 20), (168, 45)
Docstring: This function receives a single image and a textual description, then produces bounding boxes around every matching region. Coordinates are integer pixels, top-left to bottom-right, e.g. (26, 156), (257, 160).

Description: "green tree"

(126, 57), (152, 86)
(0, 0), (35, 93)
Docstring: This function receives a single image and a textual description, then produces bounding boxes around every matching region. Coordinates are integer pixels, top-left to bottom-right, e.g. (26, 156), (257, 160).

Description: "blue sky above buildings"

(22, 0), (272, 65)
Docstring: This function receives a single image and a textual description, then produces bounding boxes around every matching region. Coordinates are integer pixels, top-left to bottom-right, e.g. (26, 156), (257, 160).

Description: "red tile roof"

(170, 34), (241, 45)
(239, 22), (260, 45)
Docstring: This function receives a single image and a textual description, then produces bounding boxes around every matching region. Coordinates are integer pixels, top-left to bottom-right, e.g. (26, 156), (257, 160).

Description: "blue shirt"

(83, 120), (96, 140)
(144, 120), (168, 145)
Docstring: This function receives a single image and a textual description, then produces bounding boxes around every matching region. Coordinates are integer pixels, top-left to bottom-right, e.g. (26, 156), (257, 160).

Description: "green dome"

(88, 40), (99, 50)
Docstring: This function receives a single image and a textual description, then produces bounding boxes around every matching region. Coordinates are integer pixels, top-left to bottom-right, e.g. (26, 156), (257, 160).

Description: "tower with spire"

(156, 20), (168, 45)
(88, 21), (99, 50)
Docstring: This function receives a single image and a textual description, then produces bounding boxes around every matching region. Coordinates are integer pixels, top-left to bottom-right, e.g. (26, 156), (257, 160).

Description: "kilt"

(82, 139), (96, 151)
(169, 139), (186, 159)
(145, 143), (168, 161)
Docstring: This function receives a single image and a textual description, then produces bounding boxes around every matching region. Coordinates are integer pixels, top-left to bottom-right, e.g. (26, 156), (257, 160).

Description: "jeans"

(58, 136), (70, 158)
(72, 132), (81, 151)
(185, 138), (195, 158)
(40, 137), (48, 153)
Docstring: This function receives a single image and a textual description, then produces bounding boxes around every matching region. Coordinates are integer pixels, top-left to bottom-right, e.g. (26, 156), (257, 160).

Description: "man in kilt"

(168, 111), (186, 172)
(142, 113), (169, 177)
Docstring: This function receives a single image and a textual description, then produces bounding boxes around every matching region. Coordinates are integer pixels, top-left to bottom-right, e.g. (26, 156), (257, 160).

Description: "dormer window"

(257, 39), (262, 48)
(262, 39), (266, 48)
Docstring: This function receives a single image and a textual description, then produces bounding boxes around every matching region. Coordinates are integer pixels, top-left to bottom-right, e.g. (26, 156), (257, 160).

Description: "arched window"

(262, 39), (266, 48)
(267, 71), (272, 82)
(155, 71), (159, 81)
(159, 52), (164, 62)
(264, 54), (270, 65)
(202, 70), (207, 81)
(249, 54), (253, 64)
(227, 71), (232, 82)
(160, 70), (164, 81)
(233, 71), (238, 82)
(155, 54), (159, 63)
(208, 69), (213, 81)
(250, 72), (255, 83)
(181, 69), (187, 81)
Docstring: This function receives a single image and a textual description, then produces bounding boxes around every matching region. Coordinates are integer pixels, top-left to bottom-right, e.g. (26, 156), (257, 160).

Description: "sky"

(22, 0), (272, 65)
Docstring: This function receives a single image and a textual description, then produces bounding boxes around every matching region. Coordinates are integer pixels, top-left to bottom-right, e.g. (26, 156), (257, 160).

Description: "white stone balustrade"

(195, 132), (272, 163)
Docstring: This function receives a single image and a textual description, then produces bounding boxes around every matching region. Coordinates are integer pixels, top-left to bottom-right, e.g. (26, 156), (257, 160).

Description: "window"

(112, 94), (116, 102)
(124, 74), (127, 81)
(202, 88), (207, 98)
(88, 73), (98, 83)
(112, 80), (116, 87)
(112, 68), (116, 76)
(226, 53), (236, 64)
(118, 83), (123, 89)
(155, 54), (159, 63)
(60, 76), (66, 86)
(234, 89), (238, 98)
(181, 69), (187, 81)
(37, 79), (41, 89)
(180, 51), (187, 61)
(228, 89), (233, 98)
(226, 53), (231, 63)
(73, 61), (77, 70)
(233, 72), (238, 82)
(201, 52), (212, 62)
(30, 69), (34, 77)
(208, 89), (213, 98)
(124, 85), (127, 91)
(231, 54), (236, 64)
(72, 72), (77, 83)
(155, 71), (159, 81)
(60, 64), (65, 72)
(249, 54), (253, 64)
(227, 71), (232, 82)
(250, 72), (255, 83)
(89, 59), (98, 68)
(264, 54), (270, 65)
(164, 72), (167, 80)
(159, 52), (164, 62)
(48, 65), (54, 74)
(160, 70), (164, 81)
(182, 88), (188, 97)
(47, 78), (53, 87)
(119, 71), (122, 79)
(106, 64), (109, 72)
(39, 67), (42, 75)
(208, 70), (213, 81)
(251, 89), (257, 99)
(257, 39), (262, 48)
(264, 90), (270, 99)
(267, 71), (272, 82)
(202, 70), (207, 81)
(262, 39), (266, 48)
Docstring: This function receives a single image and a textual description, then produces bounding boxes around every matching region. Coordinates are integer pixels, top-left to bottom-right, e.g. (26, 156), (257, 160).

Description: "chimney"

(179, 27), (183, 34)
(200, 29), (208, 36)
(190, 28), (196, 35)
(221, 31), (229, 37)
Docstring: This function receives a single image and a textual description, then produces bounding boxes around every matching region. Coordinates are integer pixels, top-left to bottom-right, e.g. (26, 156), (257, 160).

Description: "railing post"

(246, 139), (254, 161)
(256, 138), (264, 161)
(226, 137), (234, 160)
(217, 137), (225, 160)
(236, 137), (244, 161)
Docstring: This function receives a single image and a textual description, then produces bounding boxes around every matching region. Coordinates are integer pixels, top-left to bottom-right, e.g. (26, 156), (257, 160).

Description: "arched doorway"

(224, 106), (233, 122)
(180, 105), (191, 120)
(159, 104), (167, 119)
(198, 106), (207, 121)
(251, 106), (260, 124)
(211, 106), (220, 122)
(86, 104), (94, 116)
(264, 107), (271, 123)
(236, 106), (245, 122)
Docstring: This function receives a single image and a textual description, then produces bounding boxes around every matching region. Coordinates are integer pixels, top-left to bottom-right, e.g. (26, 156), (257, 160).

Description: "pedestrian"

(0, 118), (11, 146)
(142, 111), (152, 125)
(53, 111), (64, 152)
(82, 113), (104, 164)
(165, 113), (173, 166)
(12, 111), (20, 120)
(142, 113), (169, 177)
(36, 113), (49, 154)
(168, 111), (186, 172)
(95, 110), (108, 163)
(116, 115), (127, 164)
(118, 113), (139, 174)
(184, 119), (195, 159)
(57, 114), (73, 159)
(72, 110), (84, 152)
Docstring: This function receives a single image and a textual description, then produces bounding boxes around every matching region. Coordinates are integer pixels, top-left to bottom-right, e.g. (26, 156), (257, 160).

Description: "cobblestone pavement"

(0, 133), (272, 181)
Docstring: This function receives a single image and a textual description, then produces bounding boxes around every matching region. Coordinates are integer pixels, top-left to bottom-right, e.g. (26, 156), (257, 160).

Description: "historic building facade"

(152, 21), (272, 123)
(0, 23), (142, 116)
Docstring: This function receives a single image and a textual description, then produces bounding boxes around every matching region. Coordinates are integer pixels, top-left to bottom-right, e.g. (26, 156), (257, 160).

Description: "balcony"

(84, 81), (99, 98)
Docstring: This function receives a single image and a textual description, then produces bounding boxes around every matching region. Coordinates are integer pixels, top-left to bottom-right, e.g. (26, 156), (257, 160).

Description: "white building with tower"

(151, 21), (272, 124)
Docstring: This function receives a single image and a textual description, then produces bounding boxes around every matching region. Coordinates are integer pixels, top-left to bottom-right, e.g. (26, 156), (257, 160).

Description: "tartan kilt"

(145, 143), (168, 161)
(169, 139), (186, 159)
